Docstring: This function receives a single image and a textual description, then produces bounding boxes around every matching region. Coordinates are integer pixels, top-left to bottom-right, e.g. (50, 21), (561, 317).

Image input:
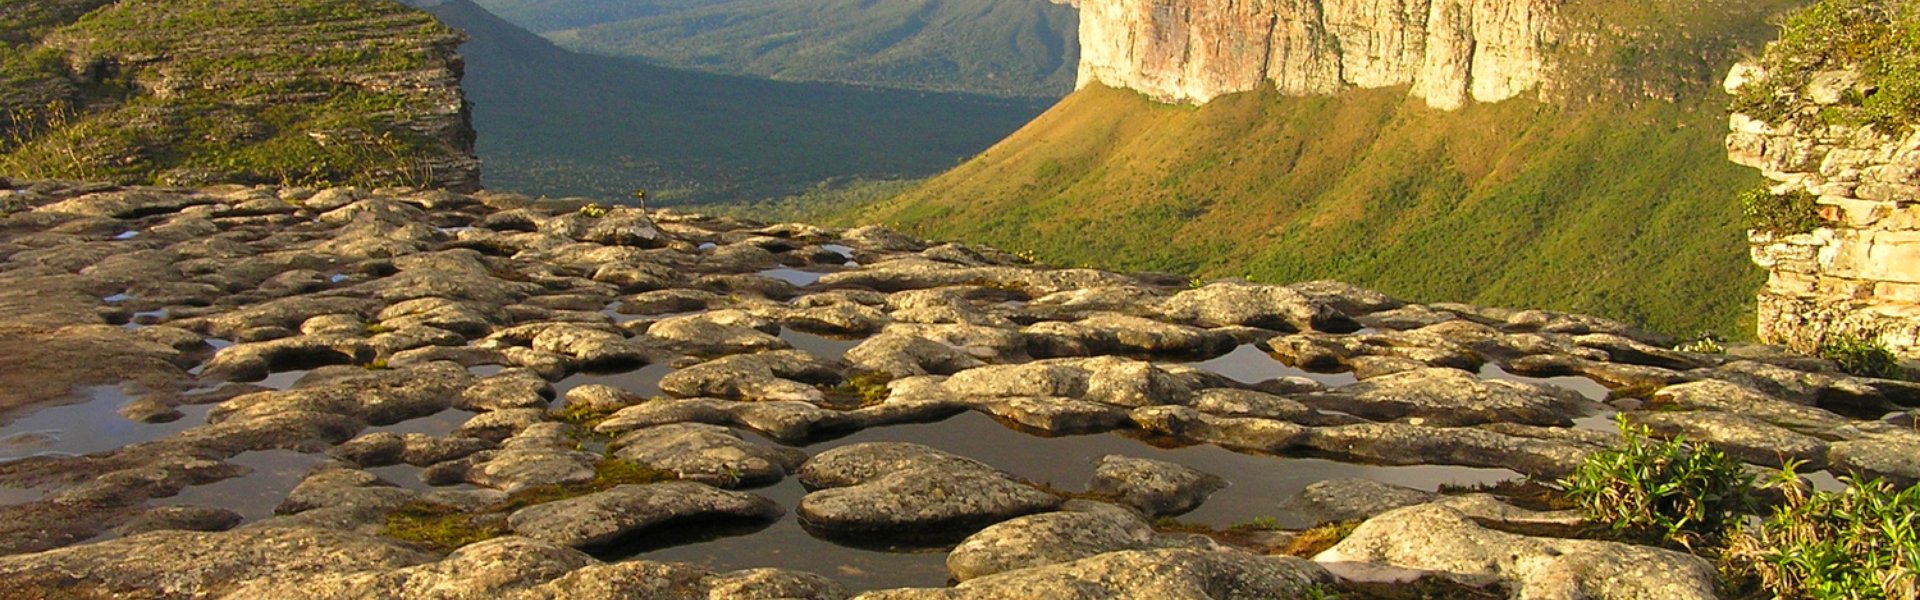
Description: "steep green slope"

(852, 84), (1767, 337)
(489, 0), (1078, 98)
(417, 0), (1049, 203)
(0, 0), (477, 189)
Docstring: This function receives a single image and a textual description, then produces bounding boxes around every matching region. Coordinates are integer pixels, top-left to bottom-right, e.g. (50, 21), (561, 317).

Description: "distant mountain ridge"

(413, 0), (1049, 202)
(474, 0), (1079, 98)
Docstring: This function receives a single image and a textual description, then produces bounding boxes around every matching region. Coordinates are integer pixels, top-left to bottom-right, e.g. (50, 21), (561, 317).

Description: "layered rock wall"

(1727, 70), (1920, 356)
(1059, 0), (1558, 109)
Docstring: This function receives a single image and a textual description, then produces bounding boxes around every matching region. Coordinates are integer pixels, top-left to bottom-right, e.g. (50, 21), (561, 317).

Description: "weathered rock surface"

(797, 443), (1061, 538)
(1085, 455), (1225, 517)
(1, 181), (1912, 598)
(1319, 504), (1719, 599)
(507, 482), (783, 548)
(860, 548), (1332, 599)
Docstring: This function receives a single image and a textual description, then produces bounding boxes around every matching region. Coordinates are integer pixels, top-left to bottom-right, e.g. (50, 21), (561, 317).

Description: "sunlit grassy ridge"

(0, 0), (469, 188)
(847, 84), (1766, 337)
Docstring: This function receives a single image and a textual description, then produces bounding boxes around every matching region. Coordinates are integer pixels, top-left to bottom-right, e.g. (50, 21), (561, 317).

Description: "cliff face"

(1723, 0), (1920, 357)
(0, 0), (479, 191)
(1061, 0), (1557, 109)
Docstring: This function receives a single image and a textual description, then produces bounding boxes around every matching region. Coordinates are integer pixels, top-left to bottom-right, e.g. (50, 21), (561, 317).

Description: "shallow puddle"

(758, 268), (827, 287)
(1476, 364), (1618, 432)
(0, 388), (217, 462)
(781, 330), (864, 361)
(0, 484), (50, 506)
(1184, 345), (1358, 387)
(556, 362), (675, 400)
(156, 449), (324, 523)
(628, 411), (1519, 590)
(1476, 364), (1609, 401)
(367, 408), (479, 438)
(256, 369), (313, 391)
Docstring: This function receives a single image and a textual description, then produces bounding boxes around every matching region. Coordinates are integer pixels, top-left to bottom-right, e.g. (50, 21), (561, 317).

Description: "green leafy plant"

(1730, 465), (1920, 599)
(577, 203), (610, 218)
(1820, 332), (1903, 379)
(1676, 331), (1729, 354)
(1741, 187), (1823, 237)
(1560, 416), (1758, 546)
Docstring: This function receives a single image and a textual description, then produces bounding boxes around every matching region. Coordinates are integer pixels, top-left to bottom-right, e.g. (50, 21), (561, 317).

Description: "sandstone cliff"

(0, 0), (479, 191)
(1724, 0), (1920, 356)
(1059, 0), (1557, 109)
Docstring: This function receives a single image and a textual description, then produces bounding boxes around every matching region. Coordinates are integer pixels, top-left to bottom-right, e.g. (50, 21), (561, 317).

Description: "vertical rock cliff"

(1059, 0), (1557, 109)
(1724, 0), (1920, 356)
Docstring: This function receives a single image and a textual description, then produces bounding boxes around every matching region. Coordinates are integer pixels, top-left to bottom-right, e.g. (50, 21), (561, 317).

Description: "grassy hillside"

(418, 0), (1048, 203)
(480, 0), (1078, 98)
(0, 0), (475, 189)
(847, 84), (1767, 337)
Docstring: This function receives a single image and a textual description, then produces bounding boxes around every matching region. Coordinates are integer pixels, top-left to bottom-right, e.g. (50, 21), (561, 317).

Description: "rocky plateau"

(0, 179), (1916, 598)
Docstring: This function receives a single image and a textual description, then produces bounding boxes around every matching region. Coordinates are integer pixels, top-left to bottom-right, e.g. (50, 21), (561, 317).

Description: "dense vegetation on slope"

(0, 0), (475, 189)
(1733, 0), (1920, 128)
(846, 84), (1766, 337)
(476, 0), (1077, 98)
(419, 0), (1047, 202)
(819, 0), (1815, 337)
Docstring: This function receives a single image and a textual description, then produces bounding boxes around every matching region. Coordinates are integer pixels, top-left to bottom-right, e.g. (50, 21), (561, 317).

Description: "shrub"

(1740, 187), (1822, 237)
(1733, 469), (1920, 599)
(1733, 0), (1920, 129)
(1560, 416), (1758, 546)
(1820, 332), (1903, 379)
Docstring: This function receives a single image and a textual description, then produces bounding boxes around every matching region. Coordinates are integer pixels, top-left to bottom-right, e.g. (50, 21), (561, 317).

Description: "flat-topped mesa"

(1058, 0), (1557, 109)
(1723, 0), (1920, 357)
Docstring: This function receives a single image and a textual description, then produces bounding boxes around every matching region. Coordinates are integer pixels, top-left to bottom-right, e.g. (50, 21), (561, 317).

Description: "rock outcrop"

(1061, 0), (1557, 109)
(0, 180), (1908, 598)
(1724, 3), (1920, 357)
(0, 0), (479, 190)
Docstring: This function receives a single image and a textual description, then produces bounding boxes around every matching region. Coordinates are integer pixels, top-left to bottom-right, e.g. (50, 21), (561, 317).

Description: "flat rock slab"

(858, 548), (1331, 600)
(797, 442), (1060, 538)
(1085, 455), (1225, 517)
(612, 423), (808, 487)
(1319, 504), (1718, 600)
(1303, 367), (1589, 427)
(507, 482), (782, 548)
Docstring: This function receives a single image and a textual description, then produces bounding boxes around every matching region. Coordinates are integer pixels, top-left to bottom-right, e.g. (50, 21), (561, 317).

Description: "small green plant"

(823, 370), (894, 408)
(1676, 331), (1728, 354)
(578, 203), (610, 218)
(362, 359), (390, 370)
(1740, 187), (1823, 237)
(382, 501), (509, 553)
(1281, 520), (1361, 557)
(1730, 465), (1920, 600)
(1559, 416), (1758, 546)
(1819, 332), (1903, 379)
(1304, 583), (1344, 600)
(1229, 516), (1284, 531)
(365, 323), (395, 335)
(551, 400), (621, 430)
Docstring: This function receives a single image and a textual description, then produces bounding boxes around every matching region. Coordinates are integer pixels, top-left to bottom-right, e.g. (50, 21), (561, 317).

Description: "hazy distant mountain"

(474, 0), (1078, 98)
(413, 0), (1048, 203)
